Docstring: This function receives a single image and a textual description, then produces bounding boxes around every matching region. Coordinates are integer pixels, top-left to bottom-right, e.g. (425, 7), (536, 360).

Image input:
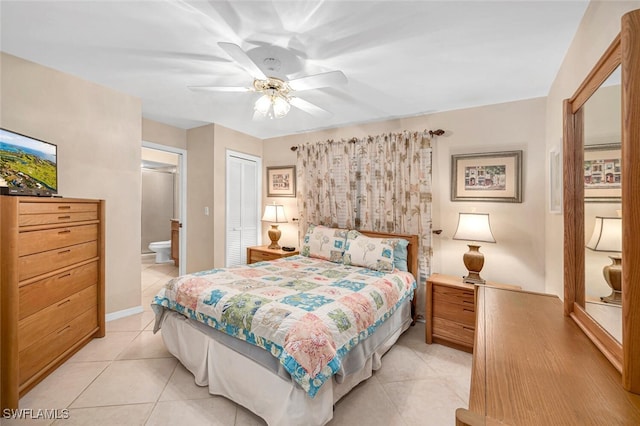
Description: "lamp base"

(267, 225), (282, 250)
(462, 244), (486, 285)
(601, 255), (622, 305)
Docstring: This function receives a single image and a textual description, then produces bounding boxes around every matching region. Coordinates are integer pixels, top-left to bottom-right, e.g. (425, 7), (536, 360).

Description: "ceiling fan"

(189, 42), (347, 119)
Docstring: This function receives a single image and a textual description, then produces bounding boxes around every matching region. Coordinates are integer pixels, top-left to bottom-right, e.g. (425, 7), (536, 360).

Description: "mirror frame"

(564, 10), (640, 394)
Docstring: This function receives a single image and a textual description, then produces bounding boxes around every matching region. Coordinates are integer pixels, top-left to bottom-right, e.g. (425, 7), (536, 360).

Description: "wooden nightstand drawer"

(433, 284), (475, 307)
(19, 201), (98, 216)
(432, 317), (475, 346)
(250, 250), (281, 262)
(247, 245), (299, 264)
(433, 299), (475, 326)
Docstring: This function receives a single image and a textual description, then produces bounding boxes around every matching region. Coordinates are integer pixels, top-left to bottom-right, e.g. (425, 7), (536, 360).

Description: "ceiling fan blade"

(188, 85), (251, 92)
(218, 42), (267, 80)
(290, 97), (332, 118)
(288, 70), (347, 91)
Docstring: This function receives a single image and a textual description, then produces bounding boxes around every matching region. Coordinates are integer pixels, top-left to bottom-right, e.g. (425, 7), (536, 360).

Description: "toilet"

(148, 240), (172, 263)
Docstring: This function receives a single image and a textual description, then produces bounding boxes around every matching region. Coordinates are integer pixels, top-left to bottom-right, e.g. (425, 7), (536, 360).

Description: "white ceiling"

(0, 0), (589, 139)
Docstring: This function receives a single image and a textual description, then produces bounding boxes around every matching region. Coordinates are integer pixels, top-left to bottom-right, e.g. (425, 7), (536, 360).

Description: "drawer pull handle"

(57, 325), (71, 334)
(58, 206), (72, 210)
(58, 299), (71, 307)
(58, 249), (71, 255)
(58, 229), (71, 234)
(462, 326), (475, 332)
(463, 308), (474, 313)
(58, 215), (71, 220)
(57, 273), (72, 279)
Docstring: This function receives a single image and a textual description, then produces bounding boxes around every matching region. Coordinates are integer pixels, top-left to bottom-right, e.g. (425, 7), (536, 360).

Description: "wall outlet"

(204, 206), (210, 216)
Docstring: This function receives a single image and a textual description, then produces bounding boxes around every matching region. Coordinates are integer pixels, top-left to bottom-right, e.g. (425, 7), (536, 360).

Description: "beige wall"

(1, 53), (143, 314)
(142, 118), (187, 150)
(263, 97), (547, 301)
(544, 1), (640, 298)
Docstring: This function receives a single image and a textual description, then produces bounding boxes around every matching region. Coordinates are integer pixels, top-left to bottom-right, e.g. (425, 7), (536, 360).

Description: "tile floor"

(7, 256), (472, 426)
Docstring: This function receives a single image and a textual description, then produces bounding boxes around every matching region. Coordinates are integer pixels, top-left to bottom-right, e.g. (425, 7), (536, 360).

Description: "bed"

(151, 228), (419, 426)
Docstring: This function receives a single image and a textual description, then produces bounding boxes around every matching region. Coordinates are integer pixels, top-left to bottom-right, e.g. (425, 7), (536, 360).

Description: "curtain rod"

(290, 129), (445, 151)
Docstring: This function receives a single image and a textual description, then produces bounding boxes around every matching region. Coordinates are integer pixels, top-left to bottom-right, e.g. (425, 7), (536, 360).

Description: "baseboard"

(105, 305), (144, 322)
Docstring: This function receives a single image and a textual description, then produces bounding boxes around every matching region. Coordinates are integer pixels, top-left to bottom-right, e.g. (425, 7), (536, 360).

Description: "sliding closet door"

(226, 151), (261, 266)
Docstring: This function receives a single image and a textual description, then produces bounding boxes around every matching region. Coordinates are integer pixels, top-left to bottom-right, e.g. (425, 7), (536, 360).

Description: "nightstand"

(426, 273), (521, 353)
(246, 245), (299, 264)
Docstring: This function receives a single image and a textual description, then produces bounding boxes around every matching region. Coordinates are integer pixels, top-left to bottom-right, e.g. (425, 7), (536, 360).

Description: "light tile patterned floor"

(7, 256), (471, 425)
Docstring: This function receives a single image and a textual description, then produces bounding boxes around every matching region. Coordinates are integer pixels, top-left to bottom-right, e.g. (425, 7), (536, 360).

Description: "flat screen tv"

(0, 128), (58, 196)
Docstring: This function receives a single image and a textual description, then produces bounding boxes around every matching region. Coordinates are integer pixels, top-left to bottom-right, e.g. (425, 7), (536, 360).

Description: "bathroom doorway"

(141, 141), (187, 276)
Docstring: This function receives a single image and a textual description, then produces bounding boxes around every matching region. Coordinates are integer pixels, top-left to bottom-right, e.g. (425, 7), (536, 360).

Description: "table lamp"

(586, 216), (622, 304)
(453, 213), (496, 285)
(262, 204), (287, 249)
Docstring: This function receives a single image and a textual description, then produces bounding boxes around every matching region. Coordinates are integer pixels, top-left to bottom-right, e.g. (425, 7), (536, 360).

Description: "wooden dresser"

(0, 196), (105, 410)
(246, 245), (299, 264)
(456, 286), (640, 425)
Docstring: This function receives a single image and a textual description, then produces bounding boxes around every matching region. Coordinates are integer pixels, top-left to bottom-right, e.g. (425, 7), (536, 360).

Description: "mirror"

(582, 67), (622, 343)
(564, 8), (640, 394)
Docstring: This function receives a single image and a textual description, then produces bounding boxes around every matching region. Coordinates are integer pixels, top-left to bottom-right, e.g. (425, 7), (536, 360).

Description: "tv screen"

(0, 128), (58, 196)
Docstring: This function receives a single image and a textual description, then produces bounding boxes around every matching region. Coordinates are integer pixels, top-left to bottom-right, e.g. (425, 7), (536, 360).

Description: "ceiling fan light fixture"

(273, 95), (291, 118)
(254, 93), (272, 115)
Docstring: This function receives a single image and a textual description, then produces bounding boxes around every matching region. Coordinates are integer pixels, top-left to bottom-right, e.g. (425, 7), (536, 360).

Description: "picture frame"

(584, 143), (621, 202)
(549, 149), (562, 213)
(451, 150), (523, 203)
(266, 165), (296, 197)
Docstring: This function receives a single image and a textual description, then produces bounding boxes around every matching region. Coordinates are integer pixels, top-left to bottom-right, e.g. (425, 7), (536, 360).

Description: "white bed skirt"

(158, 302), (411, 426)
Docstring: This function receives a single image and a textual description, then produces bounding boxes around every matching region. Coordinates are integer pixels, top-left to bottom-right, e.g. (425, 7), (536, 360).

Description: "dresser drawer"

(19, 224), (98, 256)
(433, 300), (476, 326)
(19, 241), (98, 281)
(18, 285), (97, 352)
(432, 317), (475, 347)
(19, 261), (98, 320)
(433, 284), (475, 307)
(19, 307), (98, 385)
(19, 211), (98, 227)
(19, 202), (98, 216)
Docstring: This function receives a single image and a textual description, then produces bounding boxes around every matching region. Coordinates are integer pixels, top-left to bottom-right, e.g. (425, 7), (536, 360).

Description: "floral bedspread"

(152, 255), (416, 397)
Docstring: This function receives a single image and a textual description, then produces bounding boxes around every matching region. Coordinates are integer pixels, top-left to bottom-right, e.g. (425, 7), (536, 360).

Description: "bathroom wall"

(140, 147), (180, 253)
(141, 168), (175, 252)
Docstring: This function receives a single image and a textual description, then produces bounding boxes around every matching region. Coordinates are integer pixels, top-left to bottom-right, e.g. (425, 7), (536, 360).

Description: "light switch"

(204, 206), (210, 216)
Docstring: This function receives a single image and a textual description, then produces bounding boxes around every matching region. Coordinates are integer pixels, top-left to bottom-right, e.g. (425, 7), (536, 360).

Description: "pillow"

(393, 238), (410, 272)
(342, 230), (398, 272)
(300, 224), (348, 263)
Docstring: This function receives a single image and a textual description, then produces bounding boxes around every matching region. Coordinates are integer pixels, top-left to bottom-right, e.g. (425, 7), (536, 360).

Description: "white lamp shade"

(254, 94), (271, 115)
(272, 95), (291, 118)
(453, 213), (496, 243)
(586, 216), (621, 252)
(262, 204), (287, 223)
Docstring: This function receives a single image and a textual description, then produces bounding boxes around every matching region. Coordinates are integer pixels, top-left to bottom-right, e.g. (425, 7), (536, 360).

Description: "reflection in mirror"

(582, 66), (622, 343)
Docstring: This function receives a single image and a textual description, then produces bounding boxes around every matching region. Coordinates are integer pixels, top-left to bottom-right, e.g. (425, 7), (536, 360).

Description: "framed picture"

(549, 149), (562, 213)
(266, 166), (296, 197)
(451, 150), (523, 203)
(584, 143), (621, 202)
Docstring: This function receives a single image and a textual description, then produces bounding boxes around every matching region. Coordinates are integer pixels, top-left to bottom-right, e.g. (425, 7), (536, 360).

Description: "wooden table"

(456, 286), (640, 425)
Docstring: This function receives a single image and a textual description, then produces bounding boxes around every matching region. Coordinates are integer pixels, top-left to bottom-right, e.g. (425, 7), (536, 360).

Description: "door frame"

(142, 141), (187, 276)
(225, 149), (262, 266)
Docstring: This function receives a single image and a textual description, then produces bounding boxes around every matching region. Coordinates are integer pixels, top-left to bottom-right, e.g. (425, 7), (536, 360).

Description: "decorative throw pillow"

(300, 224), (348, 263)
(343, 230), (398, 272)
(393, 239), (410, 272)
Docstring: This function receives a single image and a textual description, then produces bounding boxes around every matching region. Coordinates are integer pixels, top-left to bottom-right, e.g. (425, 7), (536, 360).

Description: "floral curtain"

(296, 131), (433, 315)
